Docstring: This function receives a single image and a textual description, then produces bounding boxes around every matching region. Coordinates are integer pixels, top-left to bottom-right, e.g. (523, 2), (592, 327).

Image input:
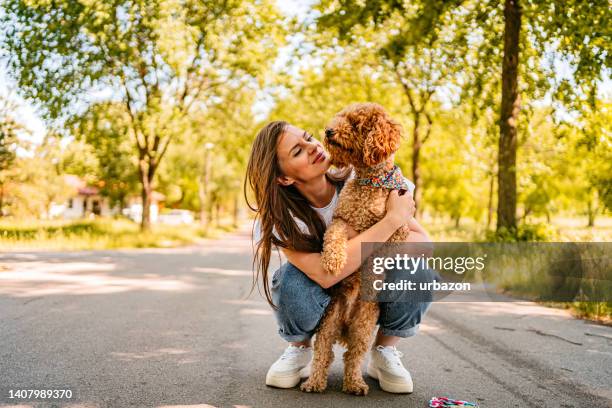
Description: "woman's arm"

(282, 215), (402, 289)
(281, 190), (415, 289)
(405, 217), (431, 242)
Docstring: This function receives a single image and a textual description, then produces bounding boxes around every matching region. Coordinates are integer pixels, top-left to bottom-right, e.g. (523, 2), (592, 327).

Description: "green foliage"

(157, 86), (258, 219)
(0, 0), (609, 241)
(420, 108), (489, 224)
(268, 56), (404, 137)
(579, 102), (612, 212)
(70, 102), (139, 206)
(2, 0), (285, 120)
(311, 0), (610, 231)
(526, 0), (611, 109)
(485, 223), (557, 242)
(59, 140), (100, 183)
(314, 0), (473, 210)
(568, 301), (612, 324)
(1, 0), (286, 228)
(0, 95), (22, 174)
(3, 137), (73, 218)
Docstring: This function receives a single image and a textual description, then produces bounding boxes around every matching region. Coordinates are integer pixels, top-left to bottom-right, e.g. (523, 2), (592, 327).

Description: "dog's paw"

(300, 377), (327, 393)
(342, 379), (369, 396)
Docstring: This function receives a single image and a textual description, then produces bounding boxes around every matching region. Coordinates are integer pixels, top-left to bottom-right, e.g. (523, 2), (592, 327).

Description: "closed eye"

(293, 133), (314, 156)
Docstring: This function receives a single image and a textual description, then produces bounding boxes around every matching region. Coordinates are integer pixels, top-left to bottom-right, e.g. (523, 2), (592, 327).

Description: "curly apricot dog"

(300, 103), (412, 395)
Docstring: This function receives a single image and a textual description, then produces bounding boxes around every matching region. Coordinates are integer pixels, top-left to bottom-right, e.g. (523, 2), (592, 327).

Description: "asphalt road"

(1, 226), (611, 408)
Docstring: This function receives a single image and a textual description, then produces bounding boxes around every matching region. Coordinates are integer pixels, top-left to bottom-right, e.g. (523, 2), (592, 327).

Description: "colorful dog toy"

(428, 396), (479, 407)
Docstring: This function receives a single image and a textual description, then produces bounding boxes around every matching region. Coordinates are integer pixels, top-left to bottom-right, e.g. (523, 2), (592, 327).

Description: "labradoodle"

(300, 103), (412, 395)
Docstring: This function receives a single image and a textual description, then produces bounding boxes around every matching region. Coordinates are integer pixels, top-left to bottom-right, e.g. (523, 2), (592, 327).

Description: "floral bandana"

(429, 396), (478, 407)
(356, 165), (410, 191)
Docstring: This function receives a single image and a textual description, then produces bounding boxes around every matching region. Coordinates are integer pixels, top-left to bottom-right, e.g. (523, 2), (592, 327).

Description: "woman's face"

(276, 125), (330, 186)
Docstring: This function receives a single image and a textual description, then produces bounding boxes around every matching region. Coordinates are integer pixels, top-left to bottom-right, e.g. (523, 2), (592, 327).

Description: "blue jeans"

(270, 262), (439, 342)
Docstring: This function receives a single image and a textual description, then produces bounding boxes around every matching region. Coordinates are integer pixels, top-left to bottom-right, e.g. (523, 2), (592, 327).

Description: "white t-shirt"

(252, 172), (415, 245)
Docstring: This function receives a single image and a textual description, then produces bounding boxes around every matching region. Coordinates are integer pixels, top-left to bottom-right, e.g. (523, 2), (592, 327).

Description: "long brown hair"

(244, 121), (351, 308)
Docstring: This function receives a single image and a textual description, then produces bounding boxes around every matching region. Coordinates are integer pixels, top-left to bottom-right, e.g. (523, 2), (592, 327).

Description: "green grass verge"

(426, 215), (612, 325)
(0, 218), (228, 250)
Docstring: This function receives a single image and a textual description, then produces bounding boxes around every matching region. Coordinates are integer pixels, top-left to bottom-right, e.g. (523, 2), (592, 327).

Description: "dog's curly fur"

(300, 103), (412, 395)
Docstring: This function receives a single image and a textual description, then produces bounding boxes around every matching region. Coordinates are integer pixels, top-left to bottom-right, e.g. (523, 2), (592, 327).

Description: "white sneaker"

(265, 345), (312, 388)
(367, 345), (414, 393)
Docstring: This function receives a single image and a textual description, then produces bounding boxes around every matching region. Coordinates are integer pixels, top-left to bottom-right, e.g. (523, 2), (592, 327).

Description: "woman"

(244, 121), (433, 394)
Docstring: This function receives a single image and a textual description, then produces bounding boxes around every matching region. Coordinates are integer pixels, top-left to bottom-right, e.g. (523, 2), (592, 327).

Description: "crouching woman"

(244, 121), (436, 393)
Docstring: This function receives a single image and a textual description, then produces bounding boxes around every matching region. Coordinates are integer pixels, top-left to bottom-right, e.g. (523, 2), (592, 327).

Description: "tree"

(580, 101), (612, 219)
(5, 135), (72, 218)
(70, 103), (139, 209)
(158, 86), (258, 229)
(314, 1), (467, 211)
(460, 0), (609, 232)
(269, 57), (404, 136)
(0, 93), (25, 215)
(2, 0), (285, 229)
(555, 101), (612, 226)
(313, 0), (611, 234)
(497, 0), (521, 231)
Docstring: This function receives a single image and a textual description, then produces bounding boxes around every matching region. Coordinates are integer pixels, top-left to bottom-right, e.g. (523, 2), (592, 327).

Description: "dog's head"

(323, 103), (402, 168)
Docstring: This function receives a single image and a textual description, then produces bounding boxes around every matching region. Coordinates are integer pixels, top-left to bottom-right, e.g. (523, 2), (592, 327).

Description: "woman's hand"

(384, 189), (416, 229)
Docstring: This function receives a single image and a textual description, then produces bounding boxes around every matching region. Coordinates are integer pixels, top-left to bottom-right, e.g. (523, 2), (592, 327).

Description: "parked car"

(158, 209), (195, 225)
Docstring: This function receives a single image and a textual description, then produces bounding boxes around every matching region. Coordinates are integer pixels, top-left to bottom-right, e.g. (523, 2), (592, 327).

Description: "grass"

(423, 214), (612, 242)
(0, 218), (236, 251)
(423, 214), (612, 325)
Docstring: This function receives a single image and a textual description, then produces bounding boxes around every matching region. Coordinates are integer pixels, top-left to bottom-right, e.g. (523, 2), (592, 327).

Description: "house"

(49, 175), (165, 223)
(49, 175), (115, 219)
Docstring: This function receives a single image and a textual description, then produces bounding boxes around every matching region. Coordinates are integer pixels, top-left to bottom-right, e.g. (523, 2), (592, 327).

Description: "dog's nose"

(325, 128), (335, 139)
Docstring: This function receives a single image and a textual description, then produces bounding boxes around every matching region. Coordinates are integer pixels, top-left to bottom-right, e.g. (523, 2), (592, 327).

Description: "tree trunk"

(412, 112), (422, 215)
(0, 183), (4, 217)
(198, 148), (212, 230)
(487, 172), (494, 229)
(138, 157), (156, 231)
(497, 0), (521, 232)
(233, 194), (239, 228)
(215, 201), (221, 226)
(587, 198), (596, 227)
(119, 194), (127, 218)
(141, 183), (151, 230)
(198, 179), (207, 229)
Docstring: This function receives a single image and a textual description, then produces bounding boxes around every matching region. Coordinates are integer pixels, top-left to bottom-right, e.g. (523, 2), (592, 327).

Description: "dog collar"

(356, 165), (410, 191)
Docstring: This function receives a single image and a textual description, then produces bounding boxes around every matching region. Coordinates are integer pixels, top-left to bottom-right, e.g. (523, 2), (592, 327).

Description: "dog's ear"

(362, 110), (402, 166)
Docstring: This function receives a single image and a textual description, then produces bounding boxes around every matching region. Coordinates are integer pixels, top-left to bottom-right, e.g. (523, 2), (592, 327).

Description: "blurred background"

(0, 0), (610, 250)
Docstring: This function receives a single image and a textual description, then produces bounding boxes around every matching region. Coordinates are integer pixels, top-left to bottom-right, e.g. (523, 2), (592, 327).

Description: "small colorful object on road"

(428, 396), (479, 407)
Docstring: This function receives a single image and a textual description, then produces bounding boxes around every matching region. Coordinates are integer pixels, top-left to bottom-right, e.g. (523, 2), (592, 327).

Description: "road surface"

(1, 226), (611, 407)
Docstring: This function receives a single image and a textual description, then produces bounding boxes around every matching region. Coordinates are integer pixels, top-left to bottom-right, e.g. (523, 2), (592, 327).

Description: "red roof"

(63, 175), (99, 196)
(64, 174), (165, 200)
